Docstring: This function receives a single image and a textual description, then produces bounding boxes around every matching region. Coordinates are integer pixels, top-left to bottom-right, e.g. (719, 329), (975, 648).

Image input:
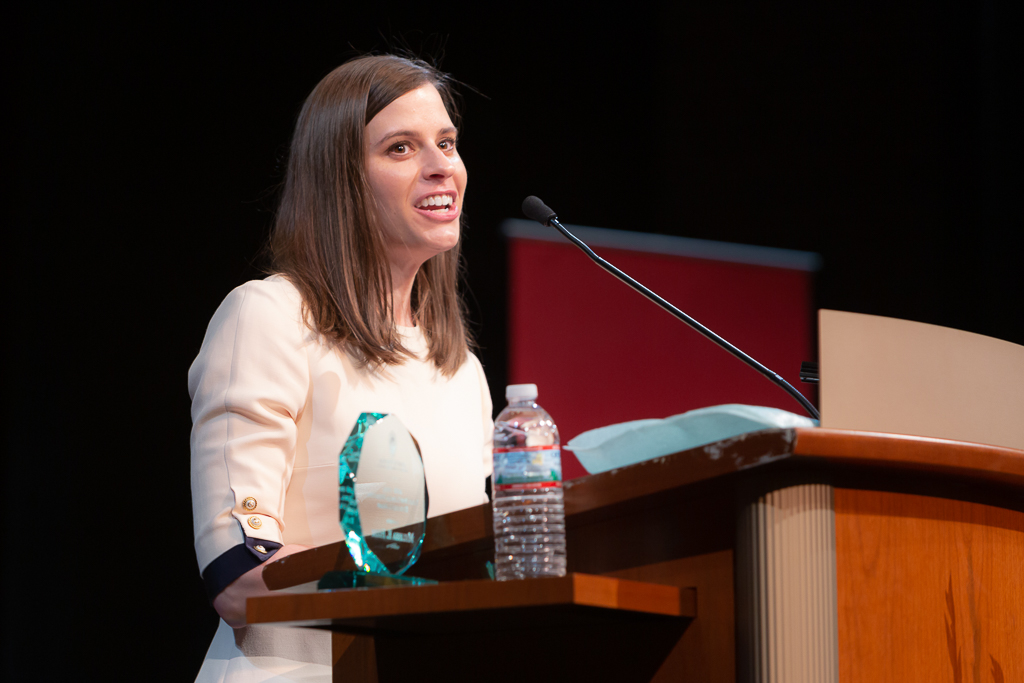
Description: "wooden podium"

(251, 429), (1024, 682)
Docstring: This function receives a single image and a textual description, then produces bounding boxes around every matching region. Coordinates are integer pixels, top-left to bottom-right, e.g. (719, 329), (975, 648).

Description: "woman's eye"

(439, 138), (457, 152)
(390, 142), (410, 155)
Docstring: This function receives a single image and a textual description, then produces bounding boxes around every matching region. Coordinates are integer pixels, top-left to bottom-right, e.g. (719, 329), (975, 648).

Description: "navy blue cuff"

(202, 538), (283, 603)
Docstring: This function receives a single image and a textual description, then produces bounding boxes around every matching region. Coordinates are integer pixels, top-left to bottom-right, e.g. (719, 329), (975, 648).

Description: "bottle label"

(493, 445), (562, 491)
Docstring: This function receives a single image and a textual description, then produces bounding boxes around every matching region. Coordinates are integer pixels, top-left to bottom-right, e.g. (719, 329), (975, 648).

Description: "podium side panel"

(834, 489), (1024, 683)
(605, 550), (735, 683)
(331, 633), (378, 683)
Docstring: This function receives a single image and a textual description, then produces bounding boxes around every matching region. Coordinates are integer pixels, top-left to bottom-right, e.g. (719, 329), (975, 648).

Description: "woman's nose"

(422, 147), (455, 179)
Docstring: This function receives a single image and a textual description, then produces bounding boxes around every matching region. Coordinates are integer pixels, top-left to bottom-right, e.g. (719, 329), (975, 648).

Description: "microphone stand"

(539, 211), (820, 421)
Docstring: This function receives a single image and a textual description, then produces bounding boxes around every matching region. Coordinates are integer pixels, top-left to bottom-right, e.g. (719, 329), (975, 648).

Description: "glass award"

(320, 412), (435, 590)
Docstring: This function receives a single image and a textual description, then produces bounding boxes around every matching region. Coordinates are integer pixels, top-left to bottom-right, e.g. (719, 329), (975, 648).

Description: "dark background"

(7, 4), (1019, 679)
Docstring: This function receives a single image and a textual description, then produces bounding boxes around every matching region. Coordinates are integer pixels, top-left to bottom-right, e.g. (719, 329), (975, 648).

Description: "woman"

(188, 55), (492, 682)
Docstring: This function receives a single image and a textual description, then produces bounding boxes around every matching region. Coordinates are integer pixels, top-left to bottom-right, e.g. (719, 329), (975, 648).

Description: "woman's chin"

(387, 233), (460, 272)
(421, 223), (461, 254)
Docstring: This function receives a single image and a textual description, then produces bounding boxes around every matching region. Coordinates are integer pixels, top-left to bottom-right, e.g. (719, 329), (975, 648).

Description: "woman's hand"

(212, 544), (312, 628)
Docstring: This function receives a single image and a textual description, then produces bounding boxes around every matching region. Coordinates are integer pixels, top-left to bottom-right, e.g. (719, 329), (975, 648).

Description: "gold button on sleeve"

(242, 497), (257, 511)
(247, 516), (262, 529)
(254, 544), (267, 554)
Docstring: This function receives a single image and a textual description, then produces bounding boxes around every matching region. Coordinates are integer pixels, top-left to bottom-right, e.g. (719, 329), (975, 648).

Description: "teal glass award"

(320, 412), (435, 589)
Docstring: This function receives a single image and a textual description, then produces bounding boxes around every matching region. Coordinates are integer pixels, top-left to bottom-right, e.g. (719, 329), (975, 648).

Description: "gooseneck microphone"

(521, 196), (820, 420)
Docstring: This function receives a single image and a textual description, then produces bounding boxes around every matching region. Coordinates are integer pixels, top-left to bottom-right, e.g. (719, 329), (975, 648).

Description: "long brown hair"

(270, 55), (471, 376)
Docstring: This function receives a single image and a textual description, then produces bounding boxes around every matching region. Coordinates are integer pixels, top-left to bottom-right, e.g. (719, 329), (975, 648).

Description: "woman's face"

(364, 83), (467, 274)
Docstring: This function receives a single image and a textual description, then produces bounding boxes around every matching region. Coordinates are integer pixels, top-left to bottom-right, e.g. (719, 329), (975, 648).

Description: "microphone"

(522, 196), (557, 226)
(521, 196), (820, 420)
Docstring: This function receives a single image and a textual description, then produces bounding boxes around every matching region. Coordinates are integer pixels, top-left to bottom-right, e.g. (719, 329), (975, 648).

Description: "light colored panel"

(737, 484), (839, 683)
(820, 309), (1024, 449)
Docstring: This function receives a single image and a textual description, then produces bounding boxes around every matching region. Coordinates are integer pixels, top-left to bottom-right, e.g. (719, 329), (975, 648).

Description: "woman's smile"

(413, 190), (459, 220)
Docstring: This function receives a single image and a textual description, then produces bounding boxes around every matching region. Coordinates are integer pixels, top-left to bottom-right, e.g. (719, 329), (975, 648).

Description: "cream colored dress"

(189, 275), (493, 683)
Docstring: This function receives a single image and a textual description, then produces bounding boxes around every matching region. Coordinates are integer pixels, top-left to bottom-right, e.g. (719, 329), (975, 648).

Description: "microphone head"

(522, 196), (557, 226)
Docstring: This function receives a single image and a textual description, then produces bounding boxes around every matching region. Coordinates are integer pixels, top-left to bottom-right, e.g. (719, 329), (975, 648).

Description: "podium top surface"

(561, 427), (1024, 517)
(264, 428), (1024, 590)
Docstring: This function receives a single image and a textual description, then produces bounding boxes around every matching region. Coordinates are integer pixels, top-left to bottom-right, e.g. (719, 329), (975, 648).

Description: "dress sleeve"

(187, 278), (310, 600)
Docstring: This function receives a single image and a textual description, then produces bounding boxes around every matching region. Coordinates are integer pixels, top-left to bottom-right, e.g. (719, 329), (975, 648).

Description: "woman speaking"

(188, 55), (492, 682)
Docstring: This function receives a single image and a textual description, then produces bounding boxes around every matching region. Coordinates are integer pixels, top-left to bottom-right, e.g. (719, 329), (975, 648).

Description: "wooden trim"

(249, 573), (695, 628)
(793, 428), (1024, 486)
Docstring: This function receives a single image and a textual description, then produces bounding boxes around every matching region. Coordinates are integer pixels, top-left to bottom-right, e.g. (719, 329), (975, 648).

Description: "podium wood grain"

(835, 489), (1024, 683)
(256, 429), (1024, 683)
(250, 574), (696, 683)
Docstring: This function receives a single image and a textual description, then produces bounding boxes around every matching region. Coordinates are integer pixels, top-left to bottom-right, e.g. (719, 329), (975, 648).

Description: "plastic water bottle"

(492, 384), (566, 580)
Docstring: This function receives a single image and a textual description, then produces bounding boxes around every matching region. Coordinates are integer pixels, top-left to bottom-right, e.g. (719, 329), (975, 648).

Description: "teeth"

(417, 194), (453, 208)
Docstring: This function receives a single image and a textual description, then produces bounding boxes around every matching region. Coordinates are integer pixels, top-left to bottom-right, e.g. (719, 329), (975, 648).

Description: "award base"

(318, 571), (438, 591)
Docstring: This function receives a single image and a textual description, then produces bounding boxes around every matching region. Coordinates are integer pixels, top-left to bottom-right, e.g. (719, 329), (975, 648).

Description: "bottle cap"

(506, 383), (538, 401)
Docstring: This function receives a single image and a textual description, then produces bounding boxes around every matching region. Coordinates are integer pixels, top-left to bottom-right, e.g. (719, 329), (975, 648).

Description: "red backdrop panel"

(507, 237), (816, 478)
